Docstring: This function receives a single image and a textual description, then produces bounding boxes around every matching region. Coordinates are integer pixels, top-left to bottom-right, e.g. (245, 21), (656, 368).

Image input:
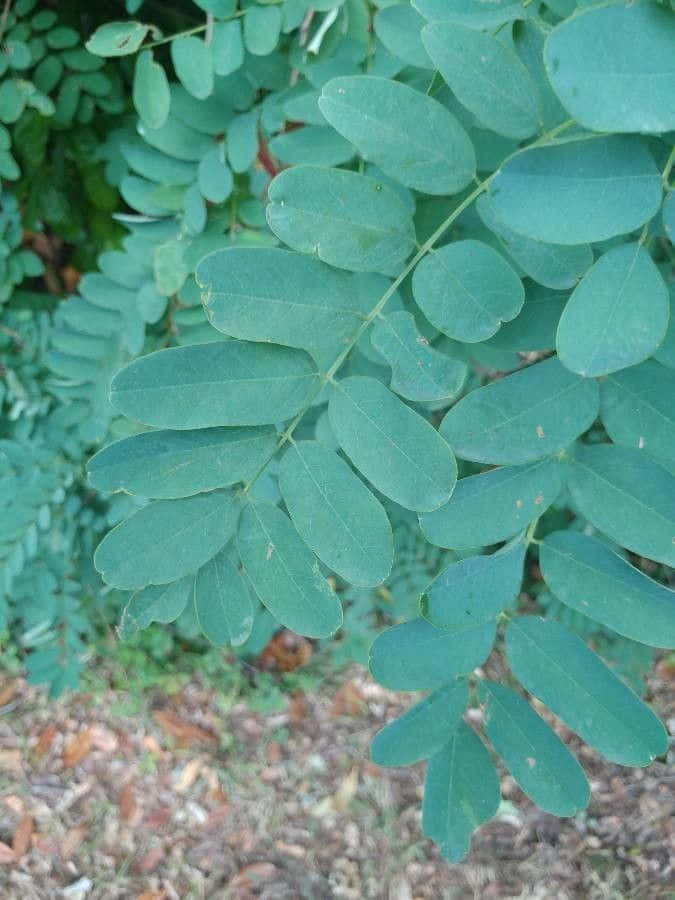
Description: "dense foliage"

(1, 0), (674, 863)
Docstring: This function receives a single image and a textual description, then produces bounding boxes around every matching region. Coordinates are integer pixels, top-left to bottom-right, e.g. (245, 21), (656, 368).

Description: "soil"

(0, 660), (672, 899)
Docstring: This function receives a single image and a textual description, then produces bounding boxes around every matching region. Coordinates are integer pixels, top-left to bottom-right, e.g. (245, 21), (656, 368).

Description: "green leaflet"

(119, 575), (194, 638)
(86, 21), (151, 57)
(266, 166), (416, 275)
(422, 722), (500, 864)
(244, 4), (281, 56)
(194, 549), (253, 647)
(319, 76), (475, 195)
(506, 616), (668, 766)
(664, 192), (674, 244)
(371, 680), (468, 767)
(369, 617), (496, 691)
(374, 5), (432, 69)
(479, 681), (589, 817)
(412, 239), (524, 343)
(227, 110), (259, 173)
(489, 136), (663, 245)
(139, 115), (213, 161)
(483, 284), (568, 353)
(422, 22), (539, 140)
(440, 357), (599, 465)
(268, 126), (355, 167)
(600, 361), (675, 470)
(87, 427), (278, 499)
(171, 36), (213, 100)
(420, 459), (562, 549)
(278, 440), (393, 588)
(94, 489), (240, 590)
(110, 342), (320, 429)
(415, 0), (526, 29)
(567, 444), (675, 567)
(544, 2), (675, 134)
(476, 195), (592, 291)
(237, 502), (343, 638)
(370, 311), (467, 402)
(197, 146), (233, 204)
(133, 50), (170, 130)
(421, 537), (525, 629)
(212, 21), (244, 77)
(328, 376), (457, 512)
(540, 531), (675, 649)
(556, 243), (669, 377)
(196, 247), (370, 367)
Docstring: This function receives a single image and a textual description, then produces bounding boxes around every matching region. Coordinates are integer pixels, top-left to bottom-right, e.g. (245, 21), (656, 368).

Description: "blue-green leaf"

(329, 376), (457, 512)
(567, 443), (675, 567)
(319, 75), (475, 195)
(422, 722), (500, 863)
(194, 549), (253, 647)
(369, 617), (496, 691)
(237, 502), (343, 638)
(266, 166), (416, 275)
(278, 440), (393, 588)
(556, 243), (669, 377)
(480, 681), (589, 816)
(372, 680), (468, 767)
(88, 427), (278, 499)
(540, 531), (675, 649)
(374, 5), (432, 69)
(86, 21), (151, 57)
(421, 459), (562, 549)
(119, 575), (193, 637)
(506, 616), (668, 766)
(489, 136), (662, 245)
(94, 489), (240, 590)
(440, 357), (599, 464)
(133, 50), (170, 129)
(412, 239), (524, 342)
(110, 342), (320, 429)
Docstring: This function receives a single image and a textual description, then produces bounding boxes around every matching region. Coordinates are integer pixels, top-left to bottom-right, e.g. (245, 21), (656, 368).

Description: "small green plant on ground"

(1, 0), (674, 864)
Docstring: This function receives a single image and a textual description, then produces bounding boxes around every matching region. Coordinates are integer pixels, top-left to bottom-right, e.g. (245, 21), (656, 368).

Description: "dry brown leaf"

(63, 727), (94, 768)
(0, 749), (23, 776)
(152, 710), (217, 746)
(135, 844), (165, 873)
(144, 806), (172, 829)
(259, 630), (312, 671)
(61, 826), (87, 860)
(0, 680), (18, 707)
(60, 265), (81, 293)
(142, 734), (162, 755)
(3, 796), (24, 815)
(228, 862), (278, 889)
(136, 892), (166, 900)
(34, 724), (58, 757)
(0, 842), (15, 864)
(12, 814), (34, 861)
(330, 679), (366, 717)
(174, 757), (203, 794)
(331, 767), (359, 812)
(119, 781), (138, 823)
(288, 693), (308, 722)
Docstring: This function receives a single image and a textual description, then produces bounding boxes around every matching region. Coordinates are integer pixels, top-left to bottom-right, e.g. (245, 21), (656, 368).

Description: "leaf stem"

(662, 144), (675, 190)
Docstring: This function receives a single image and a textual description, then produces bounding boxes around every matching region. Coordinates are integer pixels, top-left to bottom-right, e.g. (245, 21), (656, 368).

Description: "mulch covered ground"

(0, 659), (673, 899)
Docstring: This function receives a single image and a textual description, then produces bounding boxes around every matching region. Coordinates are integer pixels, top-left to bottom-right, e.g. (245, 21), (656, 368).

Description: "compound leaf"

(422, 722), (500, 863)
(420, 459), (562, 549)
(489, 136), (662, 245)
(371, 680), (468, 767)
(278, 440), (393, 588)
(369, 617), (496, 691)
(88, 427), (278, 499)
(171, 36), (214, 99)
(237, 502), (343, 638)
(480, 681), (589, 816)
(133, 50), (170, 129)
(194, 549), (253, 647)
(440, 357), (599, 464)
(329, 376), (457, 512)
(110, 342), (320, 428)
(556, 243), (669, 377)
(86, 21), (151, 57)
(567, 444), (675, 567)
(540, 530), (675, 649)
(119, 575), (193, 638)
(506, 616), (668, 766)
(319, 75), (475, 195)
(94, 489), (240, 590)
(266, 165), (416, 275)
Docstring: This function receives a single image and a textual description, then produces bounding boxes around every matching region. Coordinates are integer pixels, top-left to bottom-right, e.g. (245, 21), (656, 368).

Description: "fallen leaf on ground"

(332, 767), (360, 812)
(63, 727), (94, 768)
(0, 749), (23, 776)
(12, 814), (34, 860)
(152, 710), (218, 746)
(34, 724), (58, 757)
(61, 826), (88, 860)
(135, 844), (165, 873)
(0, 842), (15, 864)
(119, 781), (138, 822)
(330, 679), (366, 717)
(259, 630), (312, 671)
(228, 862), (278, 888)
(0, 680), (18, 706)
(136, 892), (166, 900)
(174, 757), (203, 793)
